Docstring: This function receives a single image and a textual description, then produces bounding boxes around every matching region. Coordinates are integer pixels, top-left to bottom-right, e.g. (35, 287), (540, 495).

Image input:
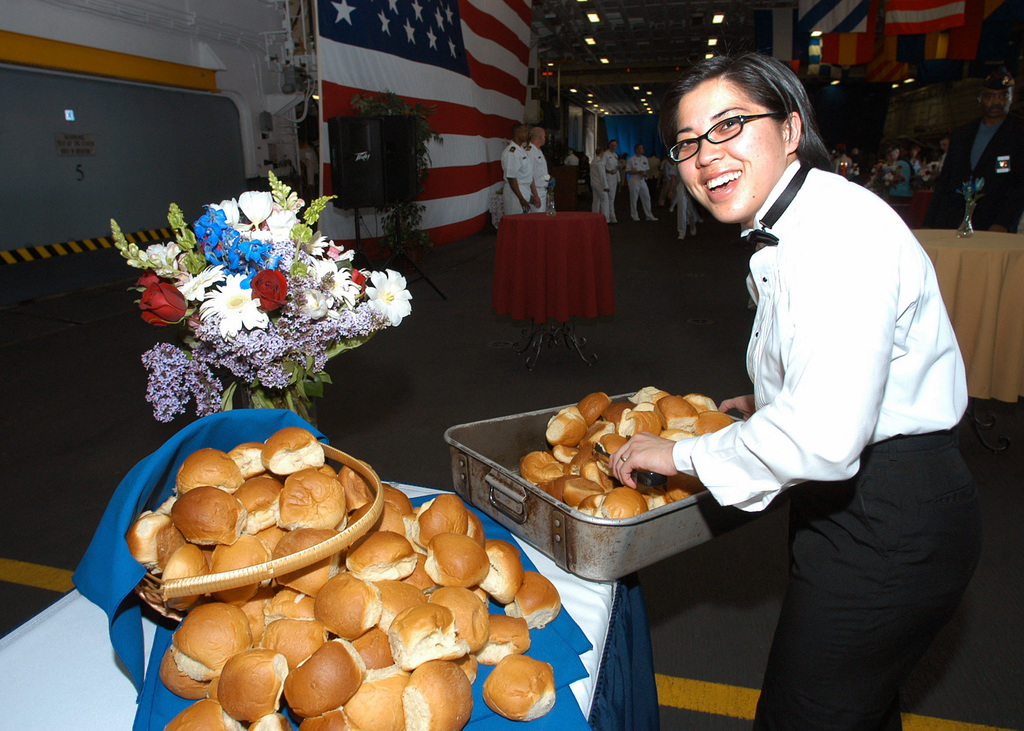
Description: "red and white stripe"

(318, 0), (531, 247)
(884, 0), (966, 35)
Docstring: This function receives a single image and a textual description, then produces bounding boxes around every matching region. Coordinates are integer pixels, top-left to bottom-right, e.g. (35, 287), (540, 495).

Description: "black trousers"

(753, 429), (982, 730)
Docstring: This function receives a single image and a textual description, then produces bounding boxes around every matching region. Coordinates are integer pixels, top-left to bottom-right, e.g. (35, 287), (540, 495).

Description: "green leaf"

(220, 381), (238, 411)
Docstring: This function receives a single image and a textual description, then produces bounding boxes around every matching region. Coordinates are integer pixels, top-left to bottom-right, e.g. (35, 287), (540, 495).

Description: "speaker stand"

(349, 207), (372, 270)
(384, 215), (446, 300)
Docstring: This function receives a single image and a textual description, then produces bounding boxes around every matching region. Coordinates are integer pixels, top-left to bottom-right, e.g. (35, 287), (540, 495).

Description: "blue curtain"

(604, 115), (666, 157)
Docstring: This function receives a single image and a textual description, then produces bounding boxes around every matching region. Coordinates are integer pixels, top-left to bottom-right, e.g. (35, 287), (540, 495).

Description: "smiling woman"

(606, 53), (984, 730)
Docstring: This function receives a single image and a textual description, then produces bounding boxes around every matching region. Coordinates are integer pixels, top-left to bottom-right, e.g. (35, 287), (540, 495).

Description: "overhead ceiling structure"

(531, 0), (784, 116)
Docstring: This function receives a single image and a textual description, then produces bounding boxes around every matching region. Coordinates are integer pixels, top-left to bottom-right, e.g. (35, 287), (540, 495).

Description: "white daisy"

(200, 274), (269, 338)
(312, 259), (360, 309)
(367, 269), (412, 326)
(179, 265), (226, 302)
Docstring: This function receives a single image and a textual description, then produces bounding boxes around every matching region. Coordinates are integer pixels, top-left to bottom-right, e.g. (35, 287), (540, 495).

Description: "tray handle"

(484, 470), (528, 524)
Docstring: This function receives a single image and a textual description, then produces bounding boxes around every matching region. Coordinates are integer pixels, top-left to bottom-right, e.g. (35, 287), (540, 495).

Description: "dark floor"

(1, 199), (1021, 729)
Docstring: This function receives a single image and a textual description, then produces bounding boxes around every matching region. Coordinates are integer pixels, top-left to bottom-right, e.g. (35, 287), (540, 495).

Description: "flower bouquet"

(112, 173), (412, 423)
(955, 177), (984, 238)
(542, 174), (556, 215)
(917, 161), (942, 189)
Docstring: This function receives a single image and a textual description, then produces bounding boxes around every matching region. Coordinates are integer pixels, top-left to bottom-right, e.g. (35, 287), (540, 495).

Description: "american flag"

(316, 0), (530, 247)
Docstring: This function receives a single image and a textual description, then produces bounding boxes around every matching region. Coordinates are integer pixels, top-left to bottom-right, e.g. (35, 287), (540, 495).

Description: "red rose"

(350, 268), (366, 292)
(251, 269), (288, 311)
(139, 282), (187, 326)
(136, 270), (161, 290)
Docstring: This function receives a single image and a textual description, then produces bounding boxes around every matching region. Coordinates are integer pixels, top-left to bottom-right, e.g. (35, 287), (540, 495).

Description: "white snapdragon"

(141, 242), (182, 278)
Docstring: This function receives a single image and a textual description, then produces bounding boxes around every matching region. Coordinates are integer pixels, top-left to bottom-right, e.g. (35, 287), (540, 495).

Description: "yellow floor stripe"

(0, 558), (74, 593)
(655, 674), (1013, 730)
(1, 250), (16, 264)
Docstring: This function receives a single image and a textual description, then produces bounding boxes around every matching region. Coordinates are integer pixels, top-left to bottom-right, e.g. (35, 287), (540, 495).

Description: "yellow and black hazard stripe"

(0, 228), (173, 266)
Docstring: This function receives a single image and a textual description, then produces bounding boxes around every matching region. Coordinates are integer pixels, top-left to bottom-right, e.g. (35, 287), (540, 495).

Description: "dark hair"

(659, 53), (832, 172)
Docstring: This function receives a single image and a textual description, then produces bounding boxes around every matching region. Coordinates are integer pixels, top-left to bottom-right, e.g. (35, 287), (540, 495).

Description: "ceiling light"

(891, 83), (899, 88)
(587, 12), (600, 22)
(712, 14), (724, 24)
(708, 38), (717, 47)
(569, 88), (577, 93)
(547, 62), (554, 67)
(587, 92), (593, 97)
(646, 90), (653, 95)
(903, 77), (915, 83)
(600, 57), (609, 64)
(811, 30), (823, 37)
(705, 53), (714, 59)
(584, 36), (596, 45)
(633, 85), (640, 90)
(830, 79), (840, 85)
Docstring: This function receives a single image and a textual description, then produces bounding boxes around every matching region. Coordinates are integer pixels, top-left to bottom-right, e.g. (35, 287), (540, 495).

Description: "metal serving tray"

(444, 400), (752, 582)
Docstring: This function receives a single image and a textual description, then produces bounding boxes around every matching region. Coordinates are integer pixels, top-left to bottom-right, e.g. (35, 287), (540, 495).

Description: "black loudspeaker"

(328, 115), (418, 209)
(328, 116), (385, 209)
(379, 116), (418, 203)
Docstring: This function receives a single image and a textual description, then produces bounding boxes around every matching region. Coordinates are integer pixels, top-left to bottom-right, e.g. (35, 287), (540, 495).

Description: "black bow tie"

(744, 229), (780, 249)
(740, 163), (812, 250)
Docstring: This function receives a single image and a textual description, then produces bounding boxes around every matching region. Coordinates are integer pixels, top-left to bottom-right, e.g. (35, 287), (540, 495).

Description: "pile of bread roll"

(125, 426), (563, 730)
(519, 388), (732, 518)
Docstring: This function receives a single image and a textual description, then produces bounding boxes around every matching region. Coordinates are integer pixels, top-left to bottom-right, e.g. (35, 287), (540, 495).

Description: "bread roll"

(262, 427), (325, 475)
(210, 535), (271, 604)
(478, 539), (524, 605)
(475, 615), (530, 665)
(296, 709), (352, 731)
(545, 406), (587, 447)
(338, 465), (374, 513)
(278, 468), (347, 531)
(402, 660), (473, 731)
(172, 602), (253, 681)
(551, 444), (579, 465)
(343, 667), (409, 731)
(162, 543), (211, 611)
(177, 448), (245, 494)
(171, 485), (247, 546)
(596, 486), (649, 520)
(351, 500), (407, 536)
(264, 587), (316, 622)
(218, 649), (289, 723)
(235, 475), (283, 534)
(428, 587), (490, 654)
(598, 433), (628, 455)
(630, 386), (670, 405)
(661, 428), (697, 441)
(425, 533), (490, 588)
(665, 473), (706, 501)
(414, 494), (470, 548)
(578, 420), (615, 449)
(505, 570), (561, 629)
(696, 410), (734, 434)
(452, 653), (479, 684)
(239, 586), (274, 644)
(160, 645), (211, 700)
(283, 639), (365, 719)
(465, 510), (486, 547)
(375, 580), (427, 632)
(574, 493), (602, 516)
(228, 442), (267, 479)
(314, 573), (383, 639)
(388, 603), (470, 671)
(518, 451), (564, 485)
(402, 553), (438, 594)
(260, 617), (327, 671)
(125, 511), (172, 569)
(164, 699), (244, 731)
(382, 484), (414, 515)
(617, 409), (663, 438)
(482, 654), (556, 721)
(347, 531), (417, 581)
(560, 476), (609, 508)
(155, 521), (188, 572)
(249, 714), (292, 731)
(600, 401), (632, 427)
(351, 626), (395, 670)
(577, 391), (612, 425)
(639, 485), (670, 510)
(683, 393), (718, 412)
(254, 525), (287, 554)
(271, 528), (340, 596)
(655, 395), (699, 431)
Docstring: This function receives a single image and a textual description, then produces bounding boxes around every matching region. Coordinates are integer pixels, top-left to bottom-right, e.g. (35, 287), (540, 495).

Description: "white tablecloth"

(0, 484), (616, 728)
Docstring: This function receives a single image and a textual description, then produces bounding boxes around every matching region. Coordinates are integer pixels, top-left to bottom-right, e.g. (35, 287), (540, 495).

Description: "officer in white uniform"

(600, 140), (620, 223)
(528, 126), (549, 213)
(626, 143), (658, 221)
(501, 123), (536, 217)
(589, 145), (610, 222)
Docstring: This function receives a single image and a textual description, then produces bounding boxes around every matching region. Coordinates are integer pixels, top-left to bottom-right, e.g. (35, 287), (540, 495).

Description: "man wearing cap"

(924, 68), (1024, 232)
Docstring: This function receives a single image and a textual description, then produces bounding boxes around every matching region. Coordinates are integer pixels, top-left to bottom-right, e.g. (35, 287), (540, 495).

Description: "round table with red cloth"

(492, 212), (615, 324)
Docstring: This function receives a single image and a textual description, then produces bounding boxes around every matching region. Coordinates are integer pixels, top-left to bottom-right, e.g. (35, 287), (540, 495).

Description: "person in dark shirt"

(923, 68), (1024, 232)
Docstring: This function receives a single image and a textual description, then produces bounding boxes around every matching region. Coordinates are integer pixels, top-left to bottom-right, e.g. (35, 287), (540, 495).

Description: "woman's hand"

(610, 433), (678, 488)
(719, 394), (756, 419)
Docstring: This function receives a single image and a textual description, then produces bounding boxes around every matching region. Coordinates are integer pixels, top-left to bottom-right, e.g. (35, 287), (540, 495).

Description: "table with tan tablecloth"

(915, 229), (1024, 402)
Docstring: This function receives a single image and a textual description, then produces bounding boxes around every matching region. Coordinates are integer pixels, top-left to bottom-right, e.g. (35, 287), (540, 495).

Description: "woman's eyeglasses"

(668, 113), (786, 162)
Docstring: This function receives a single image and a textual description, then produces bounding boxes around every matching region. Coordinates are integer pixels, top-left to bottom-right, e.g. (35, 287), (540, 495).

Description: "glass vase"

(956, 199), (977, 238)
(545, 196), (556, 216)
(232, 383), (318, 428)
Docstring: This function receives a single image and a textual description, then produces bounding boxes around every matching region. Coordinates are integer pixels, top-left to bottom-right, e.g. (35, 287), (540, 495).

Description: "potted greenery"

(350, 91), (442, 263)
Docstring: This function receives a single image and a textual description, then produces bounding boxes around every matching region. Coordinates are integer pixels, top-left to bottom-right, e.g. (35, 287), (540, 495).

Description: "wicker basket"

(135, 444), (384, 620)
